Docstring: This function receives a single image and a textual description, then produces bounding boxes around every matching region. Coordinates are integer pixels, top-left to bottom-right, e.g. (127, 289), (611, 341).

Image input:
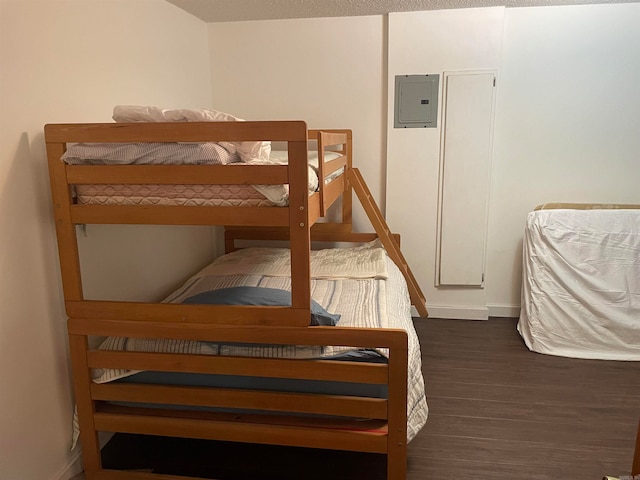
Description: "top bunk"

(44, 120), (352, 229)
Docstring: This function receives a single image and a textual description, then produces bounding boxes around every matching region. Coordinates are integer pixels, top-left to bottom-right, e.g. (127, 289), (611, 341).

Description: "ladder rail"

(348, 168), (428, 317)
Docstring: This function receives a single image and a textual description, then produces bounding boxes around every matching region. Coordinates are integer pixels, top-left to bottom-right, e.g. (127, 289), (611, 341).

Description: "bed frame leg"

(387, 333), (409, 479)
(69, 334), (102, 478)
(387, 442), (408, 480)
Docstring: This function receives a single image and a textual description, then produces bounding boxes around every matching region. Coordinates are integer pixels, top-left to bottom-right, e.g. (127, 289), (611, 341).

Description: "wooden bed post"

(46, 140), (84, 302)
(287, 124), (312, 321)
(387, 332), (409, 480)
(69, 335), (102, 477)
(47, 137), (103, 476)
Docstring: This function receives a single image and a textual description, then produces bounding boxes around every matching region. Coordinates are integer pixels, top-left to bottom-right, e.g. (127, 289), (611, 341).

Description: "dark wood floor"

(411, 317), (640, 480)
(101, 317), (640, 479)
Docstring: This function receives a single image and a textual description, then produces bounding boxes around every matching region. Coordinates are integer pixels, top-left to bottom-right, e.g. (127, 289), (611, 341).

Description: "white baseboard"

(413, 304), (521, 320)
(487, 304), (521, 318)
(416, 305), (489, 320)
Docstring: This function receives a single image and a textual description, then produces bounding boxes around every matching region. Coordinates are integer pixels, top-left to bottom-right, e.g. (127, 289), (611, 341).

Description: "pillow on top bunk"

(112, 105), (271, 164)
(181, 286), (340, 326)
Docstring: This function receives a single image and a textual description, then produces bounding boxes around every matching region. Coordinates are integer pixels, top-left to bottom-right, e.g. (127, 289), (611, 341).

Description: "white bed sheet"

(518, 209), (640, 360)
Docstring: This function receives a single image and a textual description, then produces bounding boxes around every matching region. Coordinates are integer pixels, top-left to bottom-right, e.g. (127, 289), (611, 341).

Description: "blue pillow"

(182, 286), (340, 326)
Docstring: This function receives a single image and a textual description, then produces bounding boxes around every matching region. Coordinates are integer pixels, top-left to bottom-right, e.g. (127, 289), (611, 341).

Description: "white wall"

(207, 3), (640, 320)
(207, 16), (386, 230)
(386, 8), (505, 319)
(0, 1), (212, 479)
(487, 3), (640, 313)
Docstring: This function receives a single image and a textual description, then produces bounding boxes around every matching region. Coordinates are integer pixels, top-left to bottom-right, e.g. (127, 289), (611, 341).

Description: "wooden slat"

(44, 121), (308, 143)
(86, 350), (389, 384)
(66, 164), (288, 185)
(90, 383), (387, 419)
(66, 301), (309, 326)
(68, 318), (408, 349)
(309, 130), (348, 147)
(323, 155), (347, 177)
(224, 231), (398, 250)
(69, 204), (289, 226)
(222, 224), (398, 250)
(99, 403), (389, 433)
(93, 411), (388, 453)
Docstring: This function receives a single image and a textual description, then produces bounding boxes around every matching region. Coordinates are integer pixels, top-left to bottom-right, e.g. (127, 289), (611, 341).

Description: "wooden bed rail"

(68, 322), (408, 480)
(44, 121), (310, 143)
(45, 121), (314, 326)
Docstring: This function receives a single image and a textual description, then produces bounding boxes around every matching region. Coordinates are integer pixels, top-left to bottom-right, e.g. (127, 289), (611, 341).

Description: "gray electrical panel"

(394, 74), (439, 128)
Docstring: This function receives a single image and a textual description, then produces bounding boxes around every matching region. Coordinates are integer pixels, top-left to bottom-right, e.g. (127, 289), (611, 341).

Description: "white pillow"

(112, 105), (271, 163)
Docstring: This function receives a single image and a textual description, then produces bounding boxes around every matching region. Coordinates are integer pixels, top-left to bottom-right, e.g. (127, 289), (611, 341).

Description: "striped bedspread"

(90, 246), (428, 442)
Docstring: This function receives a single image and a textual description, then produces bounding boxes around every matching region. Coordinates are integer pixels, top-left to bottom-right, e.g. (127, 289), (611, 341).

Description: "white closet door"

(437, 71), (496, 286)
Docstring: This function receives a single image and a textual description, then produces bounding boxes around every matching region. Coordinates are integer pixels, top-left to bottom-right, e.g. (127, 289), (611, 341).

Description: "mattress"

(518, 207), (640, 360)
(64, 144), (344, 207)
(88, 243), (429, 442)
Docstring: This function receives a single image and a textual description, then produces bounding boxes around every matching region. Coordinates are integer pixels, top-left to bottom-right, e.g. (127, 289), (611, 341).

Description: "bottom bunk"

(71, 242), (428, 480)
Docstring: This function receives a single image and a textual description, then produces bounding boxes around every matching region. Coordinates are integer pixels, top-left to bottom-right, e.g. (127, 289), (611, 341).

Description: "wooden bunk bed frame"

(45, 121), (427, 480)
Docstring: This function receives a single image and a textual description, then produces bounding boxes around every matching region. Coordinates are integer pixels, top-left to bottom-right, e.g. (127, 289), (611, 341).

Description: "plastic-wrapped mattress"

(518, 205), (640, 360)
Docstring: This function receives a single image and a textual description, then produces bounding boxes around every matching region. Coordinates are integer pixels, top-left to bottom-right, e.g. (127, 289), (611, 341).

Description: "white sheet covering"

(518, 209), (640, 360)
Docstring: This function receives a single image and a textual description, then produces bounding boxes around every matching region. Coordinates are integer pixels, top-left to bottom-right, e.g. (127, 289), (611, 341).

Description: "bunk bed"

(45, 119), (428, 480)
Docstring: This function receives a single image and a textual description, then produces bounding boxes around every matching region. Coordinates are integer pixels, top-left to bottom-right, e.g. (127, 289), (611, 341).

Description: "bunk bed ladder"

(348, 168), (429, 318)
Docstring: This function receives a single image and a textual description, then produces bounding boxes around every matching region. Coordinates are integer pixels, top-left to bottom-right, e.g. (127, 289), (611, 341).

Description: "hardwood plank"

(406, 456), (621, 480)
(414, 413), (634, 449)
(425, 395), (640, 426)
(414, 317), (640, 479)
(408, 433), (634, 468)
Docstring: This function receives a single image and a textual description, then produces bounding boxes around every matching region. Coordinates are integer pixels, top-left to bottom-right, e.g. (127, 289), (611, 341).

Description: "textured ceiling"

(166, 0), (634, 22)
